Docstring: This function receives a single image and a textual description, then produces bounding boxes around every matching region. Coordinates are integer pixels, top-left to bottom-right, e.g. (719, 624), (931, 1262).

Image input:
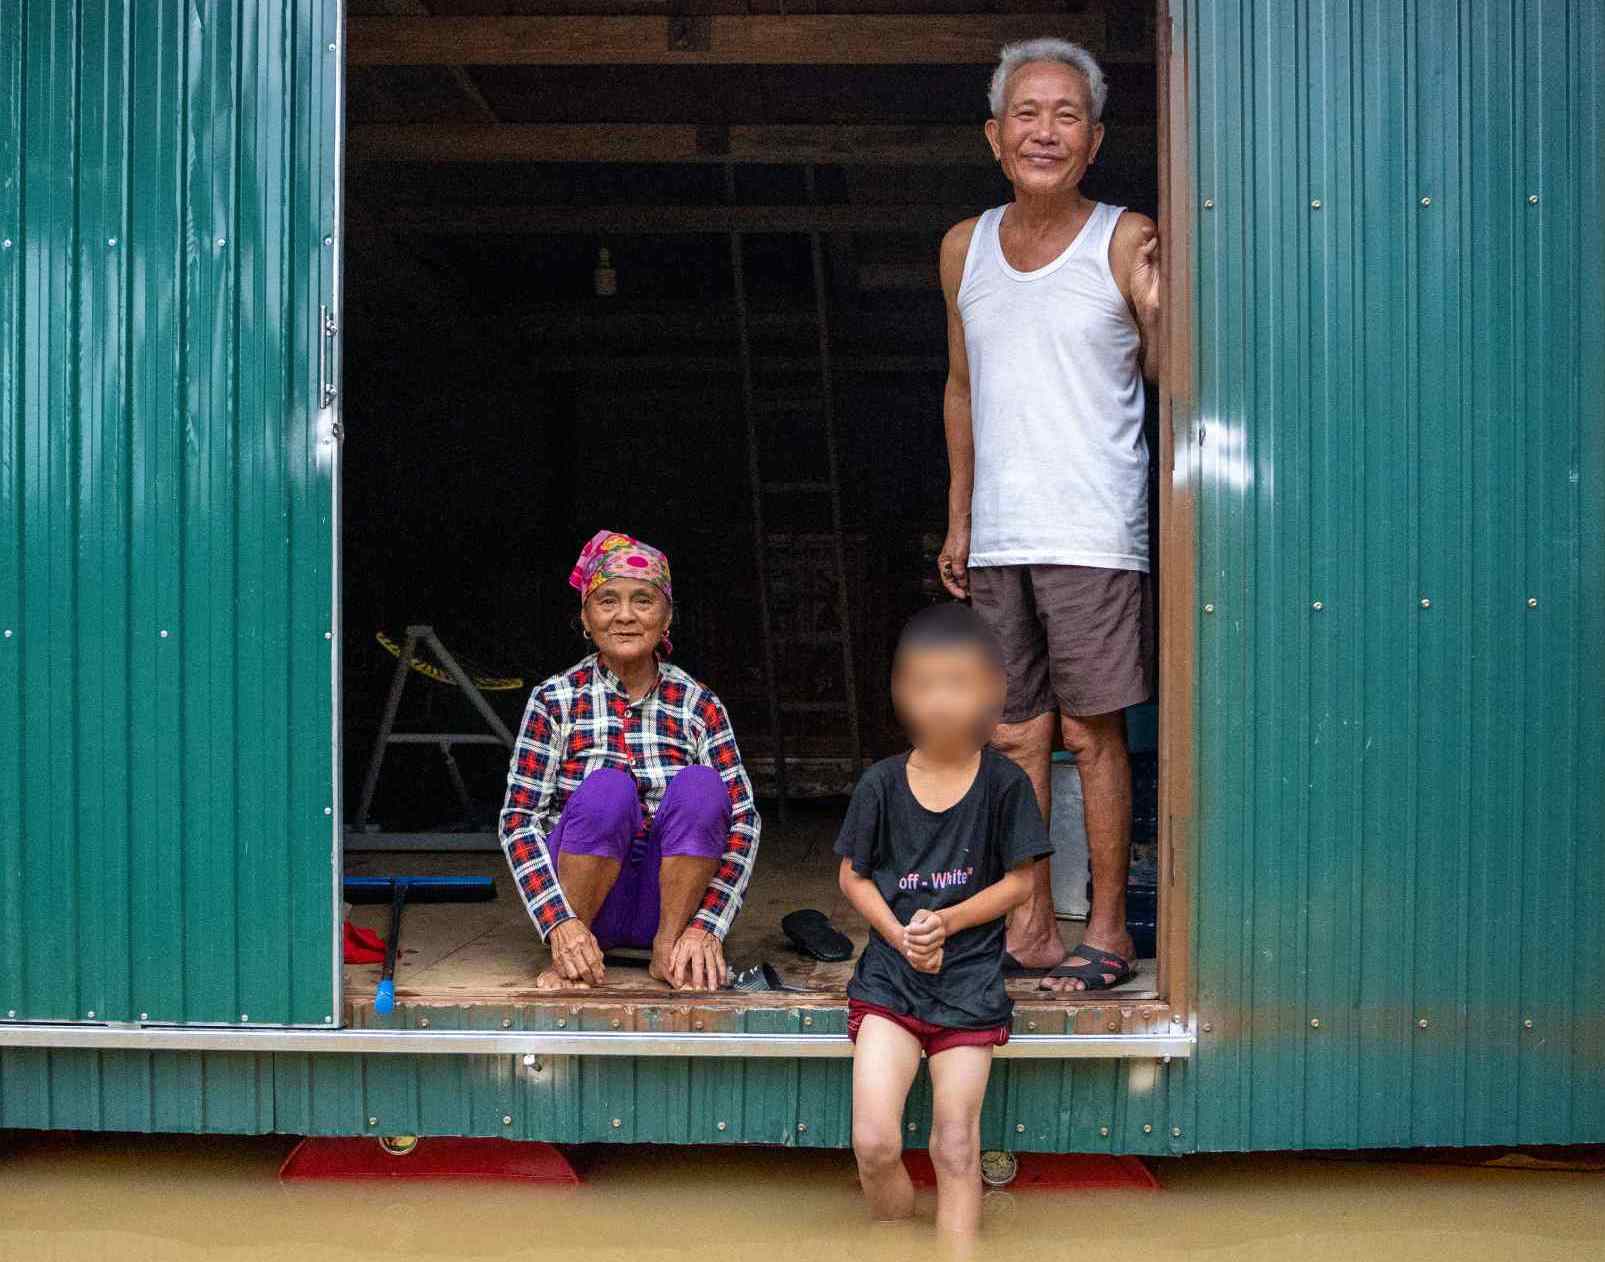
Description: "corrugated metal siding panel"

(329, 1004), (1185, 1151)
(0, 1036), (1186, 1153)
(1190, 0), (1605, 1150)
(1564, 0), (1605, 1146)
(0, 0), (24, 1013)
(0, 1), (339, 1026)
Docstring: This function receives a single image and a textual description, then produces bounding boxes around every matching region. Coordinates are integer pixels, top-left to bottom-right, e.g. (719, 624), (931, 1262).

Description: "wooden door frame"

(1154, 0), (1198, 1024)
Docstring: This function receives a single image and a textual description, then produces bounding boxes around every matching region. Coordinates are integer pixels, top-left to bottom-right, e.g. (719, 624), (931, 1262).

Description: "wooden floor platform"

(343, 804), (1158, 1018)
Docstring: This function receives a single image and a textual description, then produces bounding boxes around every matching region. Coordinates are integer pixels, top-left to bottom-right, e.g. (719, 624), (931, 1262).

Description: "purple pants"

(549, 765), (729, 950)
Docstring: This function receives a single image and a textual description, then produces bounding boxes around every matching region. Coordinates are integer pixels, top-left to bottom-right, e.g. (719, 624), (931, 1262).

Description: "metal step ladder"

(351, 624), (515, 847)
(725, 164), (861, 816)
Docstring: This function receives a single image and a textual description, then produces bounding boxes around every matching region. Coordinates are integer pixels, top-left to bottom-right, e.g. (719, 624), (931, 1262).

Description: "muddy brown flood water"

(1, 1134), (1602, 1261)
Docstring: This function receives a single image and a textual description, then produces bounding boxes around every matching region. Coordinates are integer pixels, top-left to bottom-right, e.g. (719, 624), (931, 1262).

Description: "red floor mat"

(279, 1136), (579, 1184)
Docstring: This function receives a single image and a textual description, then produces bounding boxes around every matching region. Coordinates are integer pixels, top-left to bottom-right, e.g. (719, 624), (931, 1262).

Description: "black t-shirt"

(833, 748), (1051, 1029)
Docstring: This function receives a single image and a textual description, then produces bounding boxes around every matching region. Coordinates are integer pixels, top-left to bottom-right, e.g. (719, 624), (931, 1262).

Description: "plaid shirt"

(498, 654), (761, 942)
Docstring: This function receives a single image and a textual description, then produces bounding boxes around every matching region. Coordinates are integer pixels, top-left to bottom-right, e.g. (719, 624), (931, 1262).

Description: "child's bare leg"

(926, 1044), (993, 1239)
(851, 1015), (923, 1221)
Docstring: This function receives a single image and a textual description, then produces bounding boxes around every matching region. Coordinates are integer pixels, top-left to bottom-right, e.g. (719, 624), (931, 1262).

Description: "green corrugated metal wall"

(0, 1049), (1177, 1152)
(0, 1011), (1186, 1155)
(0, 0), (340, 1026)
(1188, 0), (1605, 1149)
(5, 0), (1604, 1153)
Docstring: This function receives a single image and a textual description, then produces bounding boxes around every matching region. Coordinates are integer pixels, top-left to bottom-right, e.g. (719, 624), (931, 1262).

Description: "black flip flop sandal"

(1036, 943), (1135, 992)
(781, 909), (854, 962)
(729, 962), (792, 993)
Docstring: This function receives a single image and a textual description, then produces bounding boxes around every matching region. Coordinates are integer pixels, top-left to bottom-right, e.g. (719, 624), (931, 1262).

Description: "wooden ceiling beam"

(347, 122), (1158, 172)
(346, 13), (1119, 66)
(521, 354), (944, 375)
(348, 122), (997, 165)
(348, 202), (979, 233)
(368, 0), (500, 121)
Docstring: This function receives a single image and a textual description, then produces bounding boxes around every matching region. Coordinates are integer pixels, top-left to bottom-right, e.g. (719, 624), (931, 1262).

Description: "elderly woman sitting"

(498, 530), (761, 991)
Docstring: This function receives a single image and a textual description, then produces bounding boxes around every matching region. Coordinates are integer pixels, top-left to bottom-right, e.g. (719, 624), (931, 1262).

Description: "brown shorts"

(968, 564), (1154, 722)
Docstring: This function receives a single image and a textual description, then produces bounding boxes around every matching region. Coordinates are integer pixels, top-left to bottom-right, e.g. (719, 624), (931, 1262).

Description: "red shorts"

(847, 999), (1010, 1058)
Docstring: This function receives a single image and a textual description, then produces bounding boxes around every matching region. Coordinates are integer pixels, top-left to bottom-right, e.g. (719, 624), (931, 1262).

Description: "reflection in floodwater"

(0, 1133), (1601, 1261)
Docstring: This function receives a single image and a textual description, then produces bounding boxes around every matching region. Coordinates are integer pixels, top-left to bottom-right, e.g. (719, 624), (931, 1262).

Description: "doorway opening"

(335, 5), (1178, 1026)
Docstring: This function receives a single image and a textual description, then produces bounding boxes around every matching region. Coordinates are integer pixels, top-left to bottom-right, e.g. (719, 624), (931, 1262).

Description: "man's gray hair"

(988, 38), (1108, 121)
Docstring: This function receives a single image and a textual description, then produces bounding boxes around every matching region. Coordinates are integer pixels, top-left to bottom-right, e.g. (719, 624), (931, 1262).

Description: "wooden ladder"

(725, 164), (862, 817)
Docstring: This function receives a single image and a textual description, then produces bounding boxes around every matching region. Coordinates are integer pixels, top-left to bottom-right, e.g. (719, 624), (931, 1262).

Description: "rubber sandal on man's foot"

(1036, 943), (1135, 992)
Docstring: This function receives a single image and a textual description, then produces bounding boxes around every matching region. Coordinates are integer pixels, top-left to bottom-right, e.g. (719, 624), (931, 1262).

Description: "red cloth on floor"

(343, 920), (386, 964)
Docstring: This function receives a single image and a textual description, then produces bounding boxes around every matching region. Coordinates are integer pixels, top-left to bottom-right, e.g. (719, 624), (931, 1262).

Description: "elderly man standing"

(937, 38), (1161, 992)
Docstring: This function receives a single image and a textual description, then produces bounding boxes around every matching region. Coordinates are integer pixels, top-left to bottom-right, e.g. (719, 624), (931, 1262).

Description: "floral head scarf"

(568, 529), (674, 652)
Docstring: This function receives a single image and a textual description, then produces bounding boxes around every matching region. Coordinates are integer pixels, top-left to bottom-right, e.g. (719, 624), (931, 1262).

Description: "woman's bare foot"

(536, 967), (590, 991)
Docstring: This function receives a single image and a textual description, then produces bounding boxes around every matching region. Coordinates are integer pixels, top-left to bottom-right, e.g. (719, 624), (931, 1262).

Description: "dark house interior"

(336, 2), (1162, 1010)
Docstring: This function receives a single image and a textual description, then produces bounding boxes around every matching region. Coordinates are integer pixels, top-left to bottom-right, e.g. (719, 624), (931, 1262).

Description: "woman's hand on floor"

(548, 918), (606, 986)
(667, 924), (728, 990)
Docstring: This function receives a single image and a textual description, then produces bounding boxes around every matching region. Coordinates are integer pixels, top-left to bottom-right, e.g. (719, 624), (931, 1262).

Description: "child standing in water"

(837, 603), (1051, 1240)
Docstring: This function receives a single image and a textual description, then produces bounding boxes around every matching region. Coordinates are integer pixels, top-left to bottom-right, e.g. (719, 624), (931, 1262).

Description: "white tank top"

(957, 201), (1149, 572)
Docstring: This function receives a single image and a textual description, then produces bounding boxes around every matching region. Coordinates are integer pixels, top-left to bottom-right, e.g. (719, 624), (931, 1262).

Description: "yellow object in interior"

(374, 631), (524, 691)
